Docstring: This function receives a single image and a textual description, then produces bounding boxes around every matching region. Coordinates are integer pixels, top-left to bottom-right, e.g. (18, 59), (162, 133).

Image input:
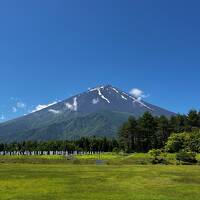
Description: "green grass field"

(0, 154), (200, 200)
(1, 153), (199, 165)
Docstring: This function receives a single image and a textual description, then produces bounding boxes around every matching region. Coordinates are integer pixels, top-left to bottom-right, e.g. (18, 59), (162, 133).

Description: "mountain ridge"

(0, 85), (175, 142)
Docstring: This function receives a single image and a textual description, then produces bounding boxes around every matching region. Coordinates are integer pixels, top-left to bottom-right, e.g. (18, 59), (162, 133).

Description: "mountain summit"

(0, 85), (175, 142)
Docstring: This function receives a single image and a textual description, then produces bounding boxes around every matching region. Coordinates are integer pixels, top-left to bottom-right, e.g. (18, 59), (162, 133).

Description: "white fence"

(0, 151), (102, 156)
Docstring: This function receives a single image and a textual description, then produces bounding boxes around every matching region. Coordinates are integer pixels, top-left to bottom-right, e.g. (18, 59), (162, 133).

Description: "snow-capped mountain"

(45, 85), (173, 116)
(0, 85), (175, 142)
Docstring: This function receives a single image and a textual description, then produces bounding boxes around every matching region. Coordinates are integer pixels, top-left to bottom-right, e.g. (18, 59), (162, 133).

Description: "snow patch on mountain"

(92, 98), (99, 104)
(66, 97), (78, 111)
(122, 92), (152, 110)
(48, 109), (61, 114)
(133, 98), (153, 110)
(112, 87), (119, 93)
(89, 86), (110, 103)
(121, 95), (127, 100)
(32, 101), (57, 113)
(97, 89), (110, 103)
(89, 86), (104, 92)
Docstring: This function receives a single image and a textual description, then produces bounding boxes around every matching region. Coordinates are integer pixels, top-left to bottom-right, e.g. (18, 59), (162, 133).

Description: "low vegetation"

(0, 153), (199, 165)
(165, 130), (200, 153)
(176, 151), (198, 165)
(0, 163), (200, 200)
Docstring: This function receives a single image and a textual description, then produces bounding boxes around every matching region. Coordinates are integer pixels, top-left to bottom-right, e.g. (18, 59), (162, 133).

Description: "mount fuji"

(0, 85), (175, 142)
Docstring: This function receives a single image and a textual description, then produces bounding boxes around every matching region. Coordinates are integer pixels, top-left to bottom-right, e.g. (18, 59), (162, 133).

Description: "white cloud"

(10, 98), (27, 113)
(0, 114), (5, 120)
(73, 97), (78, 111)
(66, 97), (78, 111)
(12, 107), (17, 113)
(48, 109), (61, 114)
(10, 97), (17, 101)
(129, 88), (149, 101)
(130, 88), (143, 98)
(66, 103), (73, 110)
(92, 98), (99, 104)
(32, 101), (57, 113)
(16, 102), (26, 108)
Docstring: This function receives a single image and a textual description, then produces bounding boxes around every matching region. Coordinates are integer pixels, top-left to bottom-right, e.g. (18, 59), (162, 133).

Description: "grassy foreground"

(0, 163), (200, 200)
(0, 153), (200, 165)
(0, 154), (200, 200)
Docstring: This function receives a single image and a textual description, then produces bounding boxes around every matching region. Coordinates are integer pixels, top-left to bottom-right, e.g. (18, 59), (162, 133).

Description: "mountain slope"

(0, 85), (175, 142)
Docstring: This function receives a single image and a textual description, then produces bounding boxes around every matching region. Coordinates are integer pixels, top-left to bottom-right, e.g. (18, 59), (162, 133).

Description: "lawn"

(0, 163), (200, 200)
(0, 153), (199, 165)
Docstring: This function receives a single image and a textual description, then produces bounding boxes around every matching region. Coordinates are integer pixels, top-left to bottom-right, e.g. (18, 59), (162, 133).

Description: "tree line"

(0, 137), (118, 154)
(118, 110), (200, 153)
(0, 110), (200, 154)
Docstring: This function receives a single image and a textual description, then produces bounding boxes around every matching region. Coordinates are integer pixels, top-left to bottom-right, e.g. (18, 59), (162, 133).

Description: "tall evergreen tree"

(118, 117), (138, 153)
(169, 114), (187, 133)
(138, 112), (157, 152)
(155, 116), (170, 148)
(187, 110), (200, 129)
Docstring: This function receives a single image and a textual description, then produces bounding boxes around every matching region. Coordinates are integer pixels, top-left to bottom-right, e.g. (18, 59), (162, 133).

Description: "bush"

(151, 157), (168, 165)
(165, 133), (186, 153)
(148, 149), (168, 165)
(149, 149), (162, 157)
(112, 147), (120, 153)
(176, 151), (197, 164)
(165, 130), (200, 153)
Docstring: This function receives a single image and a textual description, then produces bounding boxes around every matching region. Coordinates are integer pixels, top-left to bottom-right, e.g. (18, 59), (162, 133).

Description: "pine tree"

(118, 116), (138, 153)
(138, 112), (157, 152)
(187, 110), (200, 129)
(155, 116), (170, 148)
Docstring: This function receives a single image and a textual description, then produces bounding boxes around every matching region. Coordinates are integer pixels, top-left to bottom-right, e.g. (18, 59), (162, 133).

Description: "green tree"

(118, 116), (138, 153)
(155, 116), (170, 148)
(187, 110), (200, 129)
(138, 112), (157, 152)
(165, 132), (186, 153)
(169, 114), (187, 133)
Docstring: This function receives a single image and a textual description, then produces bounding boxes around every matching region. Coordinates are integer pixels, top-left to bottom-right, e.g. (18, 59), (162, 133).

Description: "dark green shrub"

(152, 157), (168, 164)
(176, 151), (197, 164)
(112, 147), (120, 153)
(148, 149), (168, 165)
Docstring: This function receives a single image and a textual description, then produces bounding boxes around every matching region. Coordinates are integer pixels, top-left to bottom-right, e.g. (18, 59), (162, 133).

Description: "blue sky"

(0, 0), (200, 121)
